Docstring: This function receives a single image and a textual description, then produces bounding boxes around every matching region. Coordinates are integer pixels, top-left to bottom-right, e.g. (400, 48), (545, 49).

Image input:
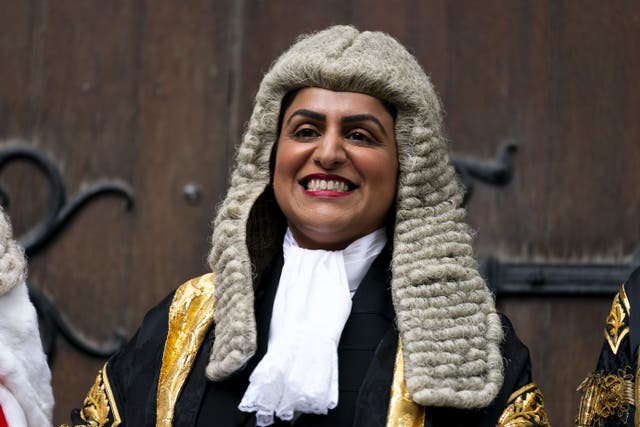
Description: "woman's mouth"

(306, 179), (350, 192)
(301, 175), (356, 194)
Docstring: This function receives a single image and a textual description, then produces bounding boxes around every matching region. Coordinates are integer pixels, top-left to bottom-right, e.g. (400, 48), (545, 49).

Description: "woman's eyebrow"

(341, 114), (387, 136)
(286, 109), (326, 126)
(285, 110), (388, 136)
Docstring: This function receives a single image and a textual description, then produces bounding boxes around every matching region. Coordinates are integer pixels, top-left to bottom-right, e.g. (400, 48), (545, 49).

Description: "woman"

(66, 26), (548, 426)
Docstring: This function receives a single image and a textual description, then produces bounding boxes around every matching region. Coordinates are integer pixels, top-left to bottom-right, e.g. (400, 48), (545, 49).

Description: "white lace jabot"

(238, 228), (387, 426)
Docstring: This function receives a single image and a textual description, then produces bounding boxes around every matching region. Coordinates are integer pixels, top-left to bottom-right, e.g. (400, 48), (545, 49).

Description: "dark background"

(1, 1), (639, 425)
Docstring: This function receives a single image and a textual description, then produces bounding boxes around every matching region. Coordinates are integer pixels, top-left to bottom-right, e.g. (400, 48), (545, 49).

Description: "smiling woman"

(64, 26), (549, 427)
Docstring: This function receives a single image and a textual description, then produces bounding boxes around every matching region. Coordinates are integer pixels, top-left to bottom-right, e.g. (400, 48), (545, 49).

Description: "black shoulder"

(499, 313), (533, 390)
(622, 265), (640, 311)
(627, 265), (640, 285)
(107, 289), (177, 407)
(468, 313), (541, 419)
(109, 289), (177, 370)
(65, 289), (178, 427)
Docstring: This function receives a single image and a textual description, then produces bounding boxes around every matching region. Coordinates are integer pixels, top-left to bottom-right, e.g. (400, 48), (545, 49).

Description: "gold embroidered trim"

(636, 352), (640, 427)
(498, 382), (550, 427)
(385, 338), (426, 427)
(156, 273), (216, 427)
(576, 371), (634, 426)
(101, 363), (121, 426)
(605, 285), (630, 355)
(620, 283), (631, 314)
(80, 373), (109, 426)
(75, 364), (120, 427)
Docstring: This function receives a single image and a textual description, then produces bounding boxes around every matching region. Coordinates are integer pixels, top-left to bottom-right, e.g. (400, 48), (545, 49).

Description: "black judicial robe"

(576, 267), (640, 427)
(66, 251), (549, 427)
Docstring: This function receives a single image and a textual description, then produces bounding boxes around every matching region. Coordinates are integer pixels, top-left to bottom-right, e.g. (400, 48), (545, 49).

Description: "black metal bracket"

(482, 251), (640, 297)
(452, 142), (518, 206)
(0, 145), (133, 363)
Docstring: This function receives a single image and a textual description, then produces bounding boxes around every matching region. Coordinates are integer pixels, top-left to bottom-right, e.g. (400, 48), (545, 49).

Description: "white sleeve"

(0, 284), (53, 427)
(0, 384), (28, 427)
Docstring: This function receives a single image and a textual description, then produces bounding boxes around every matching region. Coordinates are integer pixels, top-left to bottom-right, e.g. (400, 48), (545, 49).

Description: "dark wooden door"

(1, 2), (639, 426)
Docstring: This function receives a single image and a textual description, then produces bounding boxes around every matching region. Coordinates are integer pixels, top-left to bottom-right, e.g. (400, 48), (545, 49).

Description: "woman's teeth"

(306, 179), (349, 192)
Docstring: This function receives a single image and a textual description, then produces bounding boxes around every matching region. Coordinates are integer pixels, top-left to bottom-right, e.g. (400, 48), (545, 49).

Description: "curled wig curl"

(0, 208), (26, 296)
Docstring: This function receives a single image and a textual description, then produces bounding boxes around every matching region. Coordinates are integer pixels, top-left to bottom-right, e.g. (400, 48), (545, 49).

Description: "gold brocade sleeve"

(575, 371), (634, 426)
(156, 273), (216, 427)
(60, 363), (121, 427)
(386, 339), (426, 427)
(497, 383), (550, 427)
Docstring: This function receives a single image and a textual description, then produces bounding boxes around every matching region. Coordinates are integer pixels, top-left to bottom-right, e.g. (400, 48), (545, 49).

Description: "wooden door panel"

(1, 2), (639, 426)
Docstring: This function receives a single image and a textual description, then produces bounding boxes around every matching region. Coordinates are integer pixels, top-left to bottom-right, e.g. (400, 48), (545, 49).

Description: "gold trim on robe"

(60, 363), (121, 427)
(620, 283), (631, 314)
(156, 273), (216, 427)
(498, 383), (550, 427)
(386, 338), (426, 427)
(636, 352), (640, 427)
(605, 284), (631, 355)
(628, 282), (639, 427)
(576, 371), (634, 426)
(101, 363), (122, 426)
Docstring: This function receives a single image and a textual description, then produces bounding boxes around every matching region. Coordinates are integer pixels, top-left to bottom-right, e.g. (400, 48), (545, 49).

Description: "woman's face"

(273, 87), (398, 250)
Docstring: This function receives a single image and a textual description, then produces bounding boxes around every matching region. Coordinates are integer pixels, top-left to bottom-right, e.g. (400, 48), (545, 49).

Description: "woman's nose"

(313, 133), (346, 169)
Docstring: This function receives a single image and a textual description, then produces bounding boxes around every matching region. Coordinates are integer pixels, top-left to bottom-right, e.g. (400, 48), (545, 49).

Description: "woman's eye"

(346, 131), (377, 145)
(293, 127), (319, 140)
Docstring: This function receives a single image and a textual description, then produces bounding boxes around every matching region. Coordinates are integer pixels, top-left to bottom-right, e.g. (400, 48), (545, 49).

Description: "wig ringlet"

(208, 25), (504, 408)
(0, 208), (26, 296)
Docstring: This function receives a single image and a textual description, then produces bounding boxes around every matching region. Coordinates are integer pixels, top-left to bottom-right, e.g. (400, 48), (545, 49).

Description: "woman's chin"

(287, 223), (370, 251)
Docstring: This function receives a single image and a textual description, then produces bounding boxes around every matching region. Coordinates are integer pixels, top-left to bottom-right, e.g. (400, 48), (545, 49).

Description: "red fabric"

(0, 404), (8, 427)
